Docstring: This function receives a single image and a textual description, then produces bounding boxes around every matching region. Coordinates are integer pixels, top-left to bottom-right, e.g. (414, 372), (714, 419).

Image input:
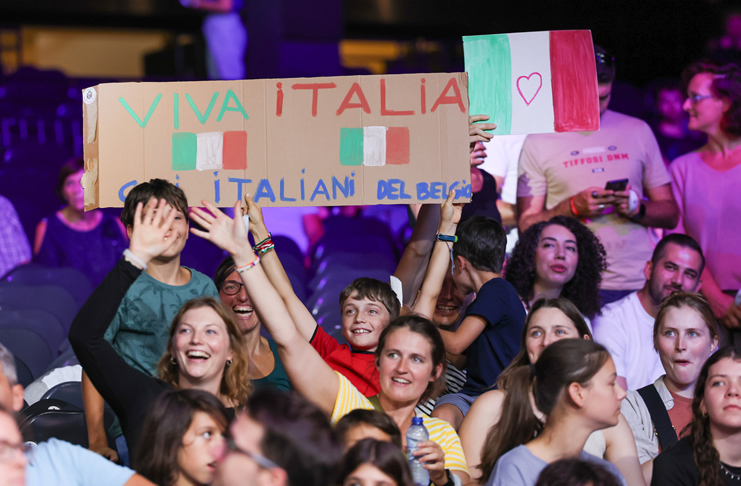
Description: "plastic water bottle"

(407, 417), (430, 486)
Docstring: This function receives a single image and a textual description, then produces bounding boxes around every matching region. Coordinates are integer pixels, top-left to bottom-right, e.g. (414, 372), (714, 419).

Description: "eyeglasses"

(687, 93), (714, 105)
(220, 280), (244, 296)
(225, 438), (279, 470)
(595, 52), (615, 68)
(0, 440), (32, 463)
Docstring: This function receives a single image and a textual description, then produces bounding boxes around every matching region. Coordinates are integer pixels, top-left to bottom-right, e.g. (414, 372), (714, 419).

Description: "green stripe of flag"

(464, 34), (512, 135)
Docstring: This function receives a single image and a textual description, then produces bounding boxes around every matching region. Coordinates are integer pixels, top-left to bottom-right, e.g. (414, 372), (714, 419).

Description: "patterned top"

(0, 195), (31, 278)
(331, 372), (469, 476)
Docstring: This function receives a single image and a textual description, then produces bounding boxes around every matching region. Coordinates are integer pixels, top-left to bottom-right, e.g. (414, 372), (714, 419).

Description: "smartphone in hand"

(605, 178), (629, 192)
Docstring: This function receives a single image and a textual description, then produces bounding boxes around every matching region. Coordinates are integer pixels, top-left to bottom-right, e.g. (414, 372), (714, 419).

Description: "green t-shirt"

(104, 267), (219, 376)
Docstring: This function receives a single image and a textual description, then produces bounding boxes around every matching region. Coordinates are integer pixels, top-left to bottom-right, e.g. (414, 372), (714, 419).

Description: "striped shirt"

(415, 360), (467, 416)
(331, 372), (469, 476)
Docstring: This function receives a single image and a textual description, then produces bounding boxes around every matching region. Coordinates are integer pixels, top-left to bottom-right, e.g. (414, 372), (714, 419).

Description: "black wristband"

(435, 469), (455, 486)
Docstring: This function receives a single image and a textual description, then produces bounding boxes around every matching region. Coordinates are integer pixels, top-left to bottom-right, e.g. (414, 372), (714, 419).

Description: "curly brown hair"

(157, 297), (251, 407)
(682, 60), (741, 137)
(688, 345), (741, 486)
(504, 216), (607, 319)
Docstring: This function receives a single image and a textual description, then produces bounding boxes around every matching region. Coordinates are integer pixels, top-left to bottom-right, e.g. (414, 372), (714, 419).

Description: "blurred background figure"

(33, 158), (128, 287)
(649, 80), (706, 163)
(0, 195), (32, 278)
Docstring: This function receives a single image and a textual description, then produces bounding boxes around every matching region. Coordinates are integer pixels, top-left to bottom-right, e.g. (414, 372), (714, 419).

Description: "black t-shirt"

(652, 436), (741, 486)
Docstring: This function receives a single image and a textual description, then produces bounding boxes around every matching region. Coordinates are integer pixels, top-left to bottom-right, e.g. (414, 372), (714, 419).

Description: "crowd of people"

(0, 45), (740, 486)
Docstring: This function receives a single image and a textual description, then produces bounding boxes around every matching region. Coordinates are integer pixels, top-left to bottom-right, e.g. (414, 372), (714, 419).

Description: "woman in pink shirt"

(670, 61), (741, 329)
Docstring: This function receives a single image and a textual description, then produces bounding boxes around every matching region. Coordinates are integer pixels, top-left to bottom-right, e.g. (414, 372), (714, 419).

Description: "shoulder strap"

(637, 384), (678, 450)
(367, 395), (384, 412)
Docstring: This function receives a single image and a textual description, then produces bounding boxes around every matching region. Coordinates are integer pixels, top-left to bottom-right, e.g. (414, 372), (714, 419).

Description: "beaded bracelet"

(236, 255), (260, 273)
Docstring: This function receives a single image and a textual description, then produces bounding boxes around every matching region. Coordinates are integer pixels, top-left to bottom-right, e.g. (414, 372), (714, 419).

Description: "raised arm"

(392, 203), (440, 307)
(414, 190), (462, 319)
(70, 200), (178, 421)
(243, 196), (318, 341)
(189, 200), (340, 416)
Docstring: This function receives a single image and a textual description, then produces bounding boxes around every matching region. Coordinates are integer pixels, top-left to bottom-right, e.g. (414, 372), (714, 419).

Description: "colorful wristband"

(236, 255), (260, 273)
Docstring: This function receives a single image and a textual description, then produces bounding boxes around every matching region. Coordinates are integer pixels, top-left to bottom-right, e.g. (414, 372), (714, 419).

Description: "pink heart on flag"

(516, 72), (543, 106)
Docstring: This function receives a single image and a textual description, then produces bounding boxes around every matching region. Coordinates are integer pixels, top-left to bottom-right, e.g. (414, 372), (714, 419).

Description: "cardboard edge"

(83, 84), (101, 210)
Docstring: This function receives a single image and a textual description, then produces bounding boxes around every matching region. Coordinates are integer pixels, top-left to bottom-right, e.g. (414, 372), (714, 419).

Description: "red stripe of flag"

(549, 31), (600, 132)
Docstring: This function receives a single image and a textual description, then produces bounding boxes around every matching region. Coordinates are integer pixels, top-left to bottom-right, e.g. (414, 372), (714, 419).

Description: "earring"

(171, 357), (177, 365)
(226, 359), (233, 367)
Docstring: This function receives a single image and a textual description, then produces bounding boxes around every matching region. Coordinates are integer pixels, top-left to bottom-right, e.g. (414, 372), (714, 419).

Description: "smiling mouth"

(352, 329), (372, 334)
(391, 377), (411, 384)
(186, 350), (211, 360)
(233, 306), (254, 318)
(436, 305), (460, 315)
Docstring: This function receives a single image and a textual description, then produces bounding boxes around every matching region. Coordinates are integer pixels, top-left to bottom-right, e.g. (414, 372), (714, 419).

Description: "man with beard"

(593, 234), (704, 390)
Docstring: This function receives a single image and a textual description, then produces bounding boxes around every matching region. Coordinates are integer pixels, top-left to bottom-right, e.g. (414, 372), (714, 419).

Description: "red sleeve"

(309, 324), (341, 358)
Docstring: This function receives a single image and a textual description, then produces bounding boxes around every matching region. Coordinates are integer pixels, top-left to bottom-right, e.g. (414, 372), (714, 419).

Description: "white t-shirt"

(481, 135), (526, 205)
(592, 291), (664, 390)
(518, 110), (671, 290)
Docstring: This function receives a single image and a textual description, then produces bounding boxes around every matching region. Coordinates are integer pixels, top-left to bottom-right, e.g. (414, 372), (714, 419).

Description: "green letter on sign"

(216, 90), (249, 122)
(119, 94), (163, 128)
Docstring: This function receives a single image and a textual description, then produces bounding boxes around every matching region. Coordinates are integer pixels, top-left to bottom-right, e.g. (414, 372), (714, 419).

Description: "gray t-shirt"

(486, 445), (626, 486)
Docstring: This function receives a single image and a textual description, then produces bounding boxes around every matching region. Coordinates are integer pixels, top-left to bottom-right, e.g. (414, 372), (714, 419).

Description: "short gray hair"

(0, 342), (17, 386)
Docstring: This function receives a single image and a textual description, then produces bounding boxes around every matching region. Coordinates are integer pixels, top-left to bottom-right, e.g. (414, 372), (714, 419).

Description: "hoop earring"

(171, 357), (177, 365)
(226, 359), (233, 367)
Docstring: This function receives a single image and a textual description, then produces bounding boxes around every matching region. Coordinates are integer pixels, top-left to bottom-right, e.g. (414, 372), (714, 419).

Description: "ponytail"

(478, 340), (609, 483)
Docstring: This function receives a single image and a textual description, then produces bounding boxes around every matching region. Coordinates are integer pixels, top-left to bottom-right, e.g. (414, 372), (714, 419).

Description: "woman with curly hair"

(504, 216), (607, 320)
(669, 60), (741, 329)
(651, 345), (741, 485)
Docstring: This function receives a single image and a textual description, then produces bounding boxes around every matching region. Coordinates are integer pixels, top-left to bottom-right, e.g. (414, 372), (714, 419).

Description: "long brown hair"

(498, 298), (592, 392)
(688, 345), (741, 486)
(478, 339), (610, 483)
(134, 389), (229, 485)
(157, 297), (251, 406)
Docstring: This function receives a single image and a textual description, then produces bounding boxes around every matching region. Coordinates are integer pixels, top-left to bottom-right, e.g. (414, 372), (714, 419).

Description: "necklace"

(720, 462), (741, 481)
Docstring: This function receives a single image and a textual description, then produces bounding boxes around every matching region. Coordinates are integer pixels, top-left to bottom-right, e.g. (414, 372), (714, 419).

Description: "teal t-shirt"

(104, 267), (219, 376)
(252, 338), (293, 393)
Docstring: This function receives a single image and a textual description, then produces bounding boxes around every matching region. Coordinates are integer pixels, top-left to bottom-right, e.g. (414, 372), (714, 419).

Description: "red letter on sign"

(336, 82), (371, 116)
(380, 79), (414, 116)
(291, 83), (337, 117)
(430, 78), (466, 113)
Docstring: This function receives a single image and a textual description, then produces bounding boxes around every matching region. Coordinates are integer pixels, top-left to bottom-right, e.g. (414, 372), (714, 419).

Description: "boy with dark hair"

(428, 195), (526, 430)
(243, 196), (400, 397)
(83, 179), (218, 461)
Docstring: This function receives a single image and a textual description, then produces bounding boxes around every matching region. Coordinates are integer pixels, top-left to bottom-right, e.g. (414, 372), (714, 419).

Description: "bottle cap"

(412, 417), (424, 425)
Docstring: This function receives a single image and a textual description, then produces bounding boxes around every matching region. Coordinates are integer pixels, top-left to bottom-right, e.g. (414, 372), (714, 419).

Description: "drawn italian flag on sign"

(464, 30), (600, 135)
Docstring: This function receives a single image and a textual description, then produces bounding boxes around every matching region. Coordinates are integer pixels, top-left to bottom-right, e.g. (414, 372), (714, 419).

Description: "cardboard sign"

(82, 73), (471, 209)
(464, 30), (600, 135)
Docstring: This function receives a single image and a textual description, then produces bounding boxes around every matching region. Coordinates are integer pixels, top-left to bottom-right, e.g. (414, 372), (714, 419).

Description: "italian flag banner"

(464, 30), (600, 135)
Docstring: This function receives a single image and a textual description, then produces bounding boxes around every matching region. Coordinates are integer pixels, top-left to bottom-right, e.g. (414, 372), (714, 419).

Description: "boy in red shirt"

(244, 198), (400, 396)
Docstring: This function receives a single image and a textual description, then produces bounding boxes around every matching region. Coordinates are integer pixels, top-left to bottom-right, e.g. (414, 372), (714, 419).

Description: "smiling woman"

(69, 199), (249, 458)
(187, 199), (471, 485)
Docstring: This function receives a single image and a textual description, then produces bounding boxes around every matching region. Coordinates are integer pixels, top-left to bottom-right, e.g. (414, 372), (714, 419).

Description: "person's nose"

(236, 285), (249, 303)
(555, 244), (566, 260)
(543, 333), (555, 348)
(726, 379), (740, 397)
(675, 334), (687, 352)
(682, 98), (692, 112)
